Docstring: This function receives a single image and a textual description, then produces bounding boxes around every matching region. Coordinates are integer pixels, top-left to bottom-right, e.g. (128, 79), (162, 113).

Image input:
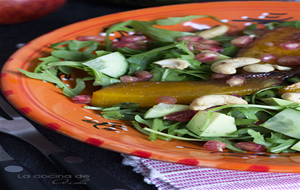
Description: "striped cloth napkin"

(122, 154), (300, 190)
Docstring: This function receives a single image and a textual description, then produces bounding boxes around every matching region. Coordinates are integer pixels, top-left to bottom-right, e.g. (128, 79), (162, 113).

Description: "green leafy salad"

(18, 15), (300, 153)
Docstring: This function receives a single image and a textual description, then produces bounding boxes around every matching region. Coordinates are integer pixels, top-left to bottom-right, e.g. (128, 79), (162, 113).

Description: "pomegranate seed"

(120, 35), (147, 42)
(72, 95), (92, 104)
(280, 42), (300, 50)
(199, 39), (221, 46)
(77, 35), (105, 42)
(203, 140), (227, 151)
(155, 96), (177, 104)
(259, 54), (277, 62)
(177, 35), (203, 42)
(226, 76), (246, 87)
(277, 56), (300, 66)
(164, 110), (197, 122)
(187, 42), (201, 51)
(235, 142), (266, 152)
(112, 41), (140, 50)
(134, 70), (153, 81)
(195, 51), (219, 62)
(120, 76), (140, 82)
(196, 44), (223, 52)
(231, 36), (254, 47)
(211, 73), (231, 80)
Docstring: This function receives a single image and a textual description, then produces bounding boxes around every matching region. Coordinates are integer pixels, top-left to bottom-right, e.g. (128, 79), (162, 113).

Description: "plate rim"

(1, 1), (300, 173)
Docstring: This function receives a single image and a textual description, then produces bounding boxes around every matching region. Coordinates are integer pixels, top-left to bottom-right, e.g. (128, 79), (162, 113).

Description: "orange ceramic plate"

(1, 1), (300, 173)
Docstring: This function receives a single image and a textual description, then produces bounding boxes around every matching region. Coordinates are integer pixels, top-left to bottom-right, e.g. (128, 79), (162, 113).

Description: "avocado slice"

(144, 103), (190, 119)
(186, 111), (237, 137)
(261, 109), (300, 139)
(261, 97), (299, 106)
(291, 141), (300, 151)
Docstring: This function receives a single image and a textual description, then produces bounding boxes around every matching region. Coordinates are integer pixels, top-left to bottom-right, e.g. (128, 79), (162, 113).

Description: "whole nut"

(211, 57), (261, 74)
(153, 59), (189, 70)
(243, 64), (275, 73)
(197, 25), (229, 39)
(190, 95), (248, 111)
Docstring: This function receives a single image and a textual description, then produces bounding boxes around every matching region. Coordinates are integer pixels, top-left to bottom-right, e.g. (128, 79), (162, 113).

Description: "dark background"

(0, 0), (227, 189)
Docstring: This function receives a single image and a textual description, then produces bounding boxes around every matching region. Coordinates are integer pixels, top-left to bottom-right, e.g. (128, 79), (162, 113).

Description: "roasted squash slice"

(237, 26), (300, 64)
(92, 73), (284, 107)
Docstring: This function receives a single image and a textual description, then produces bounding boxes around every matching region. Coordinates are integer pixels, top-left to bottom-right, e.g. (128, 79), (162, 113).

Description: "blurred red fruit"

(0, 0), (67, 24)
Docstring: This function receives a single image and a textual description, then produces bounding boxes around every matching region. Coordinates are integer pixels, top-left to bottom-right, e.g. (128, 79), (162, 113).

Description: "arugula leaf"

(101, 109), (124, 120)
(127, 51), (163, 75)
(35, 56), (61, 73)
(131, 20), (194, 42)
(50, 40), (72, 50)
(105, 15), (232, 51)
(247, 129), (273, 148)
(268, 139), (297, 153)
(266, 133), (290, 143)
(211, 36), (236, 47)
(143, 128), (245, 152)
(149, 118), (165, 141)
(227, 107), (269, 125)
(132, 121), (171, 141)
(58, 66), (72, 74)
(244, 24), (257, 31)
(267, 21), (300, 30)
(176, 68), (211, 80)
(221, 45), (240, 57)
(18, 68), (85, 98)
(149, 65), (187, 81)
(132, 121), (151, 136)
(183, 58), (203, 70)
(233, 127), (272, 136)
(143, 127), (208, 141)
(175, 41), (195, 59)
(250, 86), (284, 104)
(50, 40), (101, 61)
(116, 47), (145, 56)
(247, 130), (299, 153)
(219, 138), (246, 152)
(112, 102), (140, 109)
(100, 104), (145, 120)
(146, 41), (175, 50)
(134, 115), (153, 127)
(243, 24), (261, 36)
(235, 119), (258, 126)
(156, 15), (230, 26)
(167, 122), (184, 135)
(105, 20), (134, 51)
(45, 61), (84, 70)
(51, 50), (93, 61)
(68, 40), (104, 51)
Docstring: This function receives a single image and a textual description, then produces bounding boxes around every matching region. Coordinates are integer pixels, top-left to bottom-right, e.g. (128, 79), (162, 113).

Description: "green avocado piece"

(186, 111), (237, 137)
(291, 141), (300, 151)
(144, 103), (190, 119)
(261, 97), (299, 106)
(261, 109), (300, 139)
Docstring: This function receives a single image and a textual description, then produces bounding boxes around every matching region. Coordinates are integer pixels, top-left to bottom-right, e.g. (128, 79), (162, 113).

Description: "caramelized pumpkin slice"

(278, 81), (300, 94)
(92, 73), (284, 107)
(237, 26), (300, 64)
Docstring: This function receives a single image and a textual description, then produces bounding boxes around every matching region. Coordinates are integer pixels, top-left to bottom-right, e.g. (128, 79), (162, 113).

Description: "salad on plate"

(18, 15), (300, 154)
